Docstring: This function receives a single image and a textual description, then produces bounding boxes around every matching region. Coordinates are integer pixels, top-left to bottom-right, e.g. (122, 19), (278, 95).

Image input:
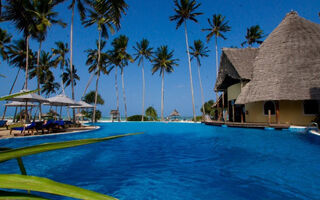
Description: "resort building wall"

(227, 83), (241, 100)
(245, 101), (316, 126)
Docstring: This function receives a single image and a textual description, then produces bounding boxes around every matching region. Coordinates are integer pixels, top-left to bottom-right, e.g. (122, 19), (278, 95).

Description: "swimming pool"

(1, 122), (320, 200)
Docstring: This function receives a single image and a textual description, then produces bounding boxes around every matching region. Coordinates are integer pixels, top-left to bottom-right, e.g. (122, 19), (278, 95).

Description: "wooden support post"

(232, 102), (235, 122)
(275, 101), (280, 124)
(241, 107), (244, 123)
(268, 109), (271, 125)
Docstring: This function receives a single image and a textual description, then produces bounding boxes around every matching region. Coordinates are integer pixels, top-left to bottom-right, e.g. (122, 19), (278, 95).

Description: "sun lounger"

(10, 122), (38, 136)
(0, 120), (7, 129)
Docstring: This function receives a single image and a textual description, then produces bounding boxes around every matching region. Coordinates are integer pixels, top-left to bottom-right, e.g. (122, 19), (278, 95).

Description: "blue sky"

(1, 0), (320, 117)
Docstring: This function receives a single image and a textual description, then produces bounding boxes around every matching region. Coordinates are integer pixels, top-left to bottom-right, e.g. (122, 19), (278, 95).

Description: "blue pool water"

(1, 122), (320, 200)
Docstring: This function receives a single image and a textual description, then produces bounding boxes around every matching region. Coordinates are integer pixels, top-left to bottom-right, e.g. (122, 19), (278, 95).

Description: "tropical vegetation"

(152, 46), (178, 121)
(170, 0), (202, 122)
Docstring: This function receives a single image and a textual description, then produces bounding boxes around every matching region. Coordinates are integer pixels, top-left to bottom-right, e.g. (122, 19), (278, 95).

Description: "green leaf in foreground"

(0, 190), (48, 200)
(0, 89), (40, 101)
(0, 174), (117, 200)
(0, 132), (143, 163)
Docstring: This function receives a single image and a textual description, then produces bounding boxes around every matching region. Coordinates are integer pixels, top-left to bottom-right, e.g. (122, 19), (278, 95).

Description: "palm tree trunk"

(1, 67), (21, 120)
(115, 66), (119, 118)
(197, 64), (205, 120)
(141, 61), (145, 121)
(161, 70), (164, 121)
(93, 31), (102, 123)
(37, 41), (42, 120)
(25, 35), (30, 90)
(184, 21), (196, 121)
(82, 73), (94, 98)
(93, 72), (100, 122)
(70, 3), (76, 123)
(215, 36), (220, 120)
(121, 68), (128, 120)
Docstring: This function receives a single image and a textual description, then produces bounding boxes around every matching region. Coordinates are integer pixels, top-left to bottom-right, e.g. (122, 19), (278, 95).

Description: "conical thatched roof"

(215, 48), (258, 91)
(169, 109), (180, 117)
(236, 11), (320, 104)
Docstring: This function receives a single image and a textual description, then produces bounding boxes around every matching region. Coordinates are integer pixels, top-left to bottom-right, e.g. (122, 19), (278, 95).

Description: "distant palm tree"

(29, 51), (56, 86)
(41, 78), (60, 97)
(83, 0), (127, 122)
(241, 25), (264, 47)
(133, 39), (153, 121)
(110, 35), (133, 120)
(61, 64), (80, 89)
(85, 39), (109, 122)
(202, 14), (231, 110)
(152, 46), (178, 121)
(52, 41), (69, 70)
(3, 0), (37, 89)
(2, 39), (32, 120)
(190, 40), (209, 119)
(31, 0), (66, 97)
(170, 0), (202, 121)
(0, 28), (12, 62)
(66, 0), (91, 120)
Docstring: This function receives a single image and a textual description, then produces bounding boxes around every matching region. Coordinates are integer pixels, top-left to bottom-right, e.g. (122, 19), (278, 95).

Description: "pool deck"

(203, 121), (290, 130)
(0, 125), (98, 139)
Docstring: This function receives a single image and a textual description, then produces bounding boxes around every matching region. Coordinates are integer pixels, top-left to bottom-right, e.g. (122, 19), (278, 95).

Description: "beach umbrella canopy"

(46, 94), (80, 106)
(5, 101), (37, 107)
(7, 90), (49, 103)
(70, 100), (94, 108)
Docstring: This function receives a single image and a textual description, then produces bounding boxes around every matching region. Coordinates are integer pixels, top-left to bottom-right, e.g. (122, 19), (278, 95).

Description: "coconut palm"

(65, 0), (91, 122)
(133, 39), (153, 121)
(29, 51), (56, 85)
(31, 0), (66, 97)
(202, 14), (231, 112)
(0, 28), (12, 62)
(82, 1), (127, 122)
(241, 25), (264, 47)
(110, 35), (133, 120)
(41, 78), (60, 97)
(170, 0), (202, 121)
(85, 39), (109, 122)
(1, 39), (33, 120)
(190, 40), (209, 119)
(61, 64), (80, 89)
(152, 46), (178, 121)
(2, 0), (37, 90)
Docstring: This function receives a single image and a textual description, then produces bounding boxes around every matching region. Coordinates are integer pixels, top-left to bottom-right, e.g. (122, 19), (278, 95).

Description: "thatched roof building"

(215, 48), (258, 91)
(169, 109), (180, 117)
(236, 11), (320, 104)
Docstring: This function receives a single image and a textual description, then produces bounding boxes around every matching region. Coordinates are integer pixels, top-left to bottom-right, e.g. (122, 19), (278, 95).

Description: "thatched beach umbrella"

(5, 101), (37, 122)
(7, 90), (49, 122)
(46, 94), (80, 119)
(169, 109), (180, 121)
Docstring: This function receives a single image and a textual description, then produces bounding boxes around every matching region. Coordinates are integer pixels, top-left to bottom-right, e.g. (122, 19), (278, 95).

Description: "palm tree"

(31, 0), (66, 96)
(85, 39), (109, 122)
(110, 35), (133, 120)
(82, 0), (127, 122)
(66, 0), (90, 121)
(0, 28), (12, 62)
(61, 64), (80, 89)
(170, 0), (202, 121)
(133, 39), (153, 121)
(202, 14), (231, 114)
(152, 46), (178, 121)
(241, 25), (264, 47)
(52, 41), (70, 94)
(29, 51), (56, 85)
(3, 0), (37, 90)
(1, 39), (33, 120)
(190, 40), (209, 119)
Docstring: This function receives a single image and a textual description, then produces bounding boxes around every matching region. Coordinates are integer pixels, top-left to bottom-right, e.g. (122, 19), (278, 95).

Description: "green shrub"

(127, 115), (149, 121)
